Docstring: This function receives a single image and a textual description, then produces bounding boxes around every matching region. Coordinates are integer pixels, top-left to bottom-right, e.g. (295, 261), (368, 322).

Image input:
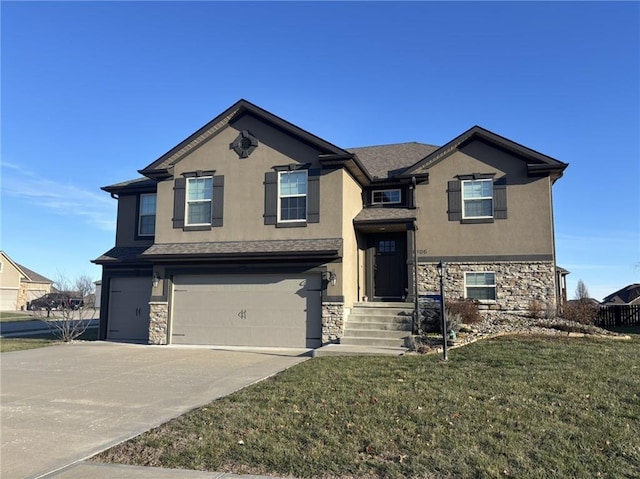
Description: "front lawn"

(0, 311), (36, 322)
(94, 336), (640, 478)
(0, 328), (99, 353)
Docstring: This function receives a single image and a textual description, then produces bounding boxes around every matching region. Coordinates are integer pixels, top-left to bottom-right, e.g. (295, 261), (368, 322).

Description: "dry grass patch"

(95, 336), (640, 478)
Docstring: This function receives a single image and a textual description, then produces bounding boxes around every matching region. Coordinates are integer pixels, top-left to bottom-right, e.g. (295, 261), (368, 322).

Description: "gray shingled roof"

(93, 246), (150, 263)
(15, 263), (53, 284)
(142, 238), (343, 258)
(602, 283), (640, 304)
(347, 143), (439, 179)
(353, 208), (417, 223)
(102, 177), (157, 192)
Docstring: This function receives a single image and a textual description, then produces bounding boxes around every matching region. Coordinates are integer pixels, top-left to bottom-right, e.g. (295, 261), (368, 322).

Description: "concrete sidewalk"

(1, 342), (309, 479)
(43, 462), (283, 478)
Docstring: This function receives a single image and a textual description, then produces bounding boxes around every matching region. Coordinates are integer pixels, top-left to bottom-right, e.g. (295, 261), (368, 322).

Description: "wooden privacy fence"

(597, 305), (640, 328)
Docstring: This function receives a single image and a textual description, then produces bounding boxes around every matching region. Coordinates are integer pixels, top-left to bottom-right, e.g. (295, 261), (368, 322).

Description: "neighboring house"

(94, 99), (568, 348)
(602, 284), (640, 306)
(0, 251), (53, 311)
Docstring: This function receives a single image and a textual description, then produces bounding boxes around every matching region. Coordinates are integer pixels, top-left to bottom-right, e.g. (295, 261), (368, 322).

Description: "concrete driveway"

(1, 341), (309, 479)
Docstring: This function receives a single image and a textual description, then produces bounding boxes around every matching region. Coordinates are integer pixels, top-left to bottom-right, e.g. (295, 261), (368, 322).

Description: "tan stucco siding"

(416, 141), (555, 257)
(339, 170), (365, 307)
(0, 254), (22, 289)
(155, 116), (343, 244)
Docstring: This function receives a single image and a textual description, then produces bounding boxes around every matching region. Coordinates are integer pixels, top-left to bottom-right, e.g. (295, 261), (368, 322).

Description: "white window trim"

(185, 176), (213, 226)
(278, 170), (308, 223)
(462, 179), (494, 219)
(138, 193), (157, 236)
(371, 189), (401, 205)
(464, 271), (497, 303)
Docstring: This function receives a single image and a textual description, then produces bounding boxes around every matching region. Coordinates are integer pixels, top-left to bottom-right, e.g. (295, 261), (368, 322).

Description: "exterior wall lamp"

(437, 261), (448, 361)
(152, 272), (161, 288)
(325, 271), (337, 287)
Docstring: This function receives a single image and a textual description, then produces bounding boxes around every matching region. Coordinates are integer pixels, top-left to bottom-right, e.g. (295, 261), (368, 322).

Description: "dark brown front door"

(373, 234), (407, 300)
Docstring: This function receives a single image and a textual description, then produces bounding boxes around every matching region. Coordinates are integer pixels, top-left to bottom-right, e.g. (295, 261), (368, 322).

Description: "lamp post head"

(437, 261), (446, 277)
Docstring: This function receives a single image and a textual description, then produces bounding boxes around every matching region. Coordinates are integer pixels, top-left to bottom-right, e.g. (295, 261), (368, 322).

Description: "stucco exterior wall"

(340, 169), (365, 308)
(415, 141), (555, 258)
(114, 195), (155, 248)
(155, 117), (343, 244)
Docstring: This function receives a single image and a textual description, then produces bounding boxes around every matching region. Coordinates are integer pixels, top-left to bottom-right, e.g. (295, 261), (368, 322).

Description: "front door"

(372, 234), (407, 300)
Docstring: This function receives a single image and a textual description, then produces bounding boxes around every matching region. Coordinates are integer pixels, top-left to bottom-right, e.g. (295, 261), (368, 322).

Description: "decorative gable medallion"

(230, 130), (259, 158)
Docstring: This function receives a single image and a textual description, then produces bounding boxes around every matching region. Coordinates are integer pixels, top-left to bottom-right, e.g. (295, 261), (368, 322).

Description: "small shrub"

(446, 298), (481, 325)
(528, 299), (544, 319)
(562, 299), (599, 325)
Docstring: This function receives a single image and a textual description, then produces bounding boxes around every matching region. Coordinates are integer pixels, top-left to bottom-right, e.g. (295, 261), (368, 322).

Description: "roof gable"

(139, 99), (351, 179)
(602, 283), (640, 304)
(0, 251), (53, 283)
(404, 126), (568, 181)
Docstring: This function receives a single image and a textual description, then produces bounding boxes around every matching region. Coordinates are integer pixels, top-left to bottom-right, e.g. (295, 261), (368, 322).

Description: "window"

(138, 193), (156, 236)
(186, 177), (213, 225)
(465, 272), (496, 301)
(462, 179), (493, 218)
(372, 189), (401, 205)
(278, 170), (307, 221)
(377, 240), (396, 254)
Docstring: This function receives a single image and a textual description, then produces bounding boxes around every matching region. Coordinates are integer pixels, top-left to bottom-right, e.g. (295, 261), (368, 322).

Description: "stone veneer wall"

(322, 302), (345, 344)
(149, 302), (168, 345)
(418, 261), (557, 313)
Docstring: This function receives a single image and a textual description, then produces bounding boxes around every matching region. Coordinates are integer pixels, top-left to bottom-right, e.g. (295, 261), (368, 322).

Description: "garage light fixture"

(326, 271), (337, 287)
(152, 272), (161, 288)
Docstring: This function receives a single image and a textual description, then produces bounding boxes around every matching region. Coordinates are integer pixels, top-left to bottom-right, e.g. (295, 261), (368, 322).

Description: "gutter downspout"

(411, 176), (419, 334)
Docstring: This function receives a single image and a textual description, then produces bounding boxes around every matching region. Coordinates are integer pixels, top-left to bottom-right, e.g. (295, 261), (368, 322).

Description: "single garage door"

(107, 277), (151, 342)
(171, 274), (322, 348)
(0, 288), (18, 311)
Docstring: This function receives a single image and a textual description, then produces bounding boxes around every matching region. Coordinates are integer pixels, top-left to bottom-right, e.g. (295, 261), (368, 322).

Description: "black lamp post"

(437, 261), (448, 361)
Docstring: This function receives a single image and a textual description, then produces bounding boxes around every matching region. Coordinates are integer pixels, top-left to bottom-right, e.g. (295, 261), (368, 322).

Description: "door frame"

(365, 233), (408, 301)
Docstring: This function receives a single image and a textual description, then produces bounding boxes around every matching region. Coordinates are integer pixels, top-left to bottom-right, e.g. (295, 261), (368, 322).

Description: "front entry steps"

(341, 302), (415, 348)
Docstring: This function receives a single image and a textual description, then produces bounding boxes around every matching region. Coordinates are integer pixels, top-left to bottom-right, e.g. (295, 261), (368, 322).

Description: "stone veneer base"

(418, 261), (557, 313)
(149, 302), (168, 345)
(322, 302), (345, 344)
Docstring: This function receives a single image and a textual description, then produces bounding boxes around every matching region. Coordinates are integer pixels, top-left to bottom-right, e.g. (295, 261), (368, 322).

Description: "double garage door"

(171, 274), (322, 348)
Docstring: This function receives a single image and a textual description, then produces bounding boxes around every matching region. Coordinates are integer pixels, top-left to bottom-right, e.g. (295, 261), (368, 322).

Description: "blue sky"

(1, 1), (638, 301)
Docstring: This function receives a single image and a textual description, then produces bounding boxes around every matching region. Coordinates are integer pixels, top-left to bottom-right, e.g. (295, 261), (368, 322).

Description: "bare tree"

(574, 280), (590, 301)
(34, 274), (96, 342)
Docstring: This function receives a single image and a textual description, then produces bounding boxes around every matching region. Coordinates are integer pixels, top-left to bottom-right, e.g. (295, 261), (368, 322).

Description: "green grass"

(0, 328), (99, 353)
(0, 311), (37, 322)
(94, 335), (640, 478)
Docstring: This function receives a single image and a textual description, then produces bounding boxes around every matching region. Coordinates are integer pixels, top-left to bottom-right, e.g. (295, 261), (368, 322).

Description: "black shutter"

(307, 168), (320, 223)
(447, 180), (462, 221)
(173, 177), (186, 229)
(211, 175), (224, 227)
(264, 171), (278, 225)
(494, 177), (507, 219)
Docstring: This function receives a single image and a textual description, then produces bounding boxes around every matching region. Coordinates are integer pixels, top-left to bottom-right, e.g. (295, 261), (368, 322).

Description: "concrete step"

(340, 336), (411, 348)
(343, 328), (409, 339)
(312, 344), (407, 357)
(346, 320), (412, 331)
(353, 302), (412, 308)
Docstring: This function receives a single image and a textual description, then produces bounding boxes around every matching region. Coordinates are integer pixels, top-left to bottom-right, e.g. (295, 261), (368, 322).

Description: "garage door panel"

(171, 274), (321, 348)
(107, 277), (151, 342)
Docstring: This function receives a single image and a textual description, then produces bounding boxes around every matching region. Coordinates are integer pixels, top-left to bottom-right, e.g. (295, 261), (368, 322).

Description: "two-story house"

(94, 99), (567, 348)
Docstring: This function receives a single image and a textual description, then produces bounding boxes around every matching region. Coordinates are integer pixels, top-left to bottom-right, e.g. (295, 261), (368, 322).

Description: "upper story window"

(186, 177), (213, 225)
(447, 176), (507, 223)
(278, 170), (307, 222)
(138, 193), (157, 236)
(465, 271), (496, 301)
(372, 189), (401, 205)
(462, 179), (493, 218)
